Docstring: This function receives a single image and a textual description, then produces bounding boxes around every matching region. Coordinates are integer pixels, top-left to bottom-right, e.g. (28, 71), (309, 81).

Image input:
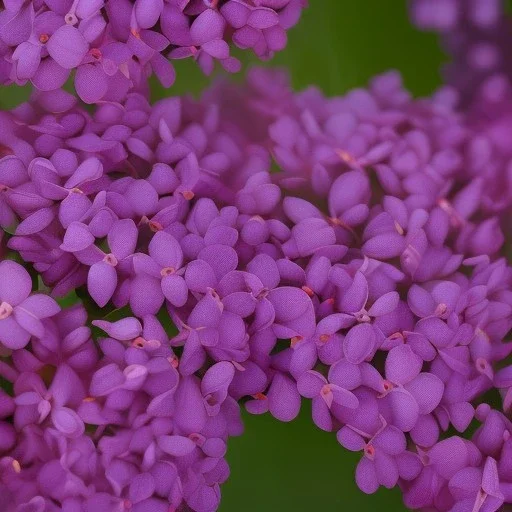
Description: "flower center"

(65, 12), (78, 25)
(355, 310), (371, 323)
(149, 220), (163, 232)
(39, 33), (49, 44)
(435, 303), (447, 316)
(290, 335), (303, 347)
(321, 384), (332, 396)
(70, 187), (83, 194)
(168, 355), (179, 368)
(209, 288), (220, 301)
(205, 394), (217, 406)
(382, 380), (394, 393)
(253, 392), (266, 400)
(319, 334), (330, 343)
(335, 148), (355, 165)
(130, 28), (141, 39)
(476, 358), (492, 379)
(188, 433), (204, 445)
(65, 0), (80, 25)
(363, 444), (375, 460)
(132, 337), (146, 349)
(161, 267), (176, 277)
(437, 198), (463, 228)
(90, 48), (102, 60)
(182, 190), (195, 201)
(103, 253), (118, 266)
(0, 302), (13, 320)
(402, 244), (421, 268)
(394, 220), (404, 235)
(301, 286), (315, 297)
(256, 288), (269, 300)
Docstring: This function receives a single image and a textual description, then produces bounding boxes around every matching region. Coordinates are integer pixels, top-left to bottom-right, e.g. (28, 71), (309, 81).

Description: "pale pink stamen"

(0, 302), (13, 320)
(149, 220), (163, 232)
(435, 303), (448, 316)
(394, 220), (404, 235)
(363, 444), (375, 460)
(65, 0), (80, 25)
(90, 48), (102, 60)
(103, 253), (118, 266)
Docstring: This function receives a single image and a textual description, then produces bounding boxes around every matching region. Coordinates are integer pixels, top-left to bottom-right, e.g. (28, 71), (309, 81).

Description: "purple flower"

(378, 344), (445, 432)
(133, 230), (188, 309)
(410, 0), (510, 108)
(337, 418), (411, 494)
(297, 369), (359, 431)
(2, 42), (512, 512)
(0, 260), (60, 350)
(0, 0), (306, 101)
(86, 219), (139, 307)
(246, 372), (301, 422)
(14, 364), (85, 438)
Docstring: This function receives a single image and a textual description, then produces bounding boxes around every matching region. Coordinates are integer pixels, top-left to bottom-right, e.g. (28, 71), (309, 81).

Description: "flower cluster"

(0, 0), (306, 103)
(410, 0), (512, 108)
(0, 263), (241, 511)
(1, 63), (512, 511)
(410, 0), (512, 218)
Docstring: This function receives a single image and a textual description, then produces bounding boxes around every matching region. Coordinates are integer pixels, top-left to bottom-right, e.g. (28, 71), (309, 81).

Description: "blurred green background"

(0, 1), (446, 510)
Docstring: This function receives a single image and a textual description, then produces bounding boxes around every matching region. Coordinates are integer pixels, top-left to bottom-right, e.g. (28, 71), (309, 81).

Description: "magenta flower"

(0, 0), (306, 102)
(86, 219), (138, 307)
(133, 230), (188, 309)
(0, 260), (59, 349)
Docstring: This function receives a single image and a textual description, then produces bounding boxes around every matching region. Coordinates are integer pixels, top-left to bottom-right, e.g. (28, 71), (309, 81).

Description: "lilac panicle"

(409, 0), (512, 108)
(0, 0), (307, 103)
(1, 64), (512, 512)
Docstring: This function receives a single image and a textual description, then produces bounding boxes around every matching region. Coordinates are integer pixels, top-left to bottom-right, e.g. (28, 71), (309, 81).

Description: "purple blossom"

(0, 260), (60, 350)
(0, 0), (307, 102)
(1, 53), (512, 512)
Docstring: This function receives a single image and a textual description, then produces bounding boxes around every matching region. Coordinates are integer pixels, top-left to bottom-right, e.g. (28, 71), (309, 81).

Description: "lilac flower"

(14, 364), (85, 438)
(410, 0), (511, 108)
(245, 372), (301, 422)
(449, 457), (504, 512)
(377, 345), (445, 432)
(86, 219), (138, 307)
(2, 53), (512, 512)
(30, 303), (98, 372)
(0, 0), (306, 101)
(133, 230), (188, 309)
(0, 260), (60, 350)
(297, 369), (359, 431)
(337, 419), (410, 493)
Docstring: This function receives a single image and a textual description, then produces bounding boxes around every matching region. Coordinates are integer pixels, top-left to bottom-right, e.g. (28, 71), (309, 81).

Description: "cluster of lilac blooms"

(1, 2), (512, 512)
(0, 67), (511, 511)
(411, 0), (512, 235)
(410, 0), (512, 107)
(0, 0), (306, 103)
